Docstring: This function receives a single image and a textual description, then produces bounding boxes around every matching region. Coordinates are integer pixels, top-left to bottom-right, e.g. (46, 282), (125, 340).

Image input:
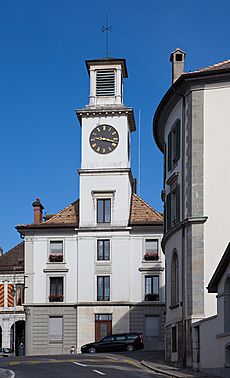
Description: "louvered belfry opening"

(96, 69), (115, 96)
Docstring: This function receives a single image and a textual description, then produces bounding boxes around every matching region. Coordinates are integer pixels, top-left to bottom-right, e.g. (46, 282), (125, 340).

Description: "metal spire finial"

(102, 13), (112, 57)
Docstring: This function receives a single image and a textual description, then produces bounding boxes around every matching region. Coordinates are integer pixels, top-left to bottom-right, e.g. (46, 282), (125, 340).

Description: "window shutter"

(168, 132), (172, 170)
(176, 184), (180, 223)
(175, 120), (180, 161)
(166, 193), (171, 231)
(96, 70), (115, 96)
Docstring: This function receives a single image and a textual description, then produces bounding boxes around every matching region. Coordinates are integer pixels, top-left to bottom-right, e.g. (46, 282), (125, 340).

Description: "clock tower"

(76, 58), (136, 228)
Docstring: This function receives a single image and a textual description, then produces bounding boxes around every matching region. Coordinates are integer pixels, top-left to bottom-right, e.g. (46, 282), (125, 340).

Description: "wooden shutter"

(168, 132), (172, 170)
(166, 193), (171, 231)
(8, 284), (14, 307)
(0, 284), (4, 307)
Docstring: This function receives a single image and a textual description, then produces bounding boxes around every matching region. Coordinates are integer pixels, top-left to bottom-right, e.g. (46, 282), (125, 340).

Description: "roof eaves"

(207, 242), (230, 293)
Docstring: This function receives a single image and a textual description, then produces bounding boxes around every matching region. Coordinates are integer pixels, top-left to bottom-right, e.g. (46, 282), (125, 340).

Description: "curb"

(141, 360), (212, 378)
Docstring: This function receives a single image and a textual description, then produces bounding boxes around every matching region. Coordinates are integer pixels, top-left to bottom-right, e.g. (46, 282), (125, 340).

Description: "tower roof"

(85, 57), (128, 78)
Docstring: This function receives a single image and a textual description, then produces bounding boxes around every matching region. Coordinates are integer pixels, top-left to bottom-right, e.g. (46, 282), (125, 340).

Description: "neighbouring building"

(153, 48), (230, 368)
(192, 242), (230, 377)
(17, 57), (165, 355)
(0, 243), (25, 353)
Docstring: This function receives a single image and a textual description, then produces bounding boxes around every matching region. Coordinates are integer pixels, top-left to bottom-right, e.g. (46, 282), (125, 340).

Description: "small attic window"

(175, 54), (183, 62)
(96, 70), (115, 96)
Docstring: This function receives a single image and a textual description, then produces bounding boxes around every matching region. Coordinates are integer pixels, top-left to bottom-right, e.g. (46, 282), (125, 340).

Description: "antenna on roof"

(102, 13), (112, 57)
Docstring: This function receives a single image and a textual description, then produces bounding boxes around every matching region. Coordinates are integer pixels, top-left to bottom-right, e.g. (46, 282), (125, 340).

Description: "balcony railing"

(143, 252), (159, 261)
(48, 294), (64, 302)
(145, 293), (159, 301)
(49, 254), (63, 263)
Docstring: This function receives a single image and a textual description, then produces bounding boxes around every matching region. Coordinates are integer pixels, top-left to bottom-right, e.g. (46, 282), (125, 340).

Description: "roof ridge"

(45, 199), (79, 223)
(132, 193), (162, 216)
(191, 58), (230, 73)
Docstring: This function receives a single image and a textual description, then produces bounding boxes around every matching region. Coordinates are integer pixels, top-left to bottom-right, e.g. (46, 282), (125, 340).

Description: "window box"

(144, 253), (159, 261)
(145, 293), (159, 301)
(49, 254), (63, 263)
(48, 294), (64, 302)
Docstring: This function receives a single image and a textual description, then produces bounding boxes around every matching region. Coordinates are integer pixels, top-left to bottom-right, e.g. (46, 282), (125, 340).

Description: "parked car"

(81, 333), (144, 353)
(0, 348), (13, 357)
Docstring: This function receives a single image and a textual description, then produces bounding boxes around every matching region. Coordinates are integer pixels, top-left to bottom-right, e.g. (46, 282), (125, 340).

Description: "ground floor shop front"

(25, 303), (165, 355)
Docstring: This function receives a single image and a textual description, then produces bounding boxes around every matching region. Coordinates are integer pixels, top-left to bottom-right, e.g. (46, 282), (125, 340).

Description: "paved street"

(0, 352), (167, 377)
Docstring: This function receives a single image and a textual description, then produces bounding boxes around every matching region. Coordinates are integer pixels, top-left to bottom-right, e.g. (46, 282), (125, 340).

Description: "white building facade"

(17, 57), (165, 355)
(153, 49), (230, 368)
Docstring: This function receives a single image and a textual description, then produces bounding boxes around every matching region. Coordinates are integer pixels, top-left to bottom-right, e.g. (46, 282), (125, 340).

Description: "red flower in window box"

(144, 252), (159, 261)
(49, 254), (63, 263)
(48, 294), (64, 302)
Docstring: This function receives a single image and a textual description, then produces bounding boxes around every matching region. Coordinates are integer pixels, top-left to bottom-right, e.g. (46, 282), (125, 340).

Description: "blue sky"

(1, 0), (230, 251)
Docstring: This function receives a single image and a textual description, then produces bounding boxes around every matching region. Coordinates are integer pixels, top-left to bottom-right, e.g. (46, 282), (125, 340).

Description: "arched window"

(171, 249), (179, 306)
(224, 277), (230, 333)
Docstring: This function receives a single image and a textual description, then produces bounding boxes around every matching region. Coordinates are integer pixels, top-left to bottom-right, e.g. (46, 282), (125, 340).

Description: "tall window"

(168, 119), (180, 171)
(224, 278), (230, 333)
(144, 239), (159, 261)
(97, 240), (110, 260)
(166, 184), (180, 231)
(49, 241), (63, 263)
(171, 250), (179, 306)
(97, 199), (111, 223)
(145, 275), (159, 301)
(49, 317), (63, 342)
(16, 284), (24, 306)
(97, 276), (110, 301)
(49, 277), (63, 302)
(172, 326), (177, 353)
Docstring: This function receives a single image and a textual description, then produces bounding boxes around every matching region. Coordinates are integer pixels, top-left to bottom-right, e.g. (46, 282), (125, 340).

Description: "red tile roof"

(129, 193), (163, 224)
(0, 242), (24, 272)
(191, 59), (230, 73)
(17, 194), (163, 229)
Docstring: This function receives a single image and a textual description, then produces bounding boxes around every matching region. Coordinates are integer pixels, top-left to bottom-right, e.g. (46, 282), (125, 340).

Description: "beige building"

(153, 49), (230, 368)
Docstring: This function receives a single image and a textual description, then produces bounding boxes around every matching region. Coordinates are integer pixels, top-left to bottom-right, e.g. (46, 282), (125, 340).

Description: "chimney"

(32, 198), (44, 224)
(0, 247), (3, 257)
(170, 48), (186, 84)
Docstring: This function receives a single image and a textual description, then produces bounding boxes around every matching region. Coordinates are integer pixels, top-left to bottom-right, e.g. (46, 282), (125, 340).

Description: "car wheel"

(126, 344), (134, 352)
(88, 347), (96, 353)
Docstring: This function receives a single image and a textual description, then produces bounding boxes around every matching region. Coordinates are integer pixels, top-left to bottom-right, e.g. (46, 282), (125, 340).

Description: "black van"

(81, 332), (144, 353)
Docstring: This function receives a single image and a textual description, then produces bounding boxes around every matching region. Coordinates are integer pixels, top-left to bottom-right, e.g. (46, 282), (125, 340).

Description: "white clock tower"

(76, 58), (136, 228)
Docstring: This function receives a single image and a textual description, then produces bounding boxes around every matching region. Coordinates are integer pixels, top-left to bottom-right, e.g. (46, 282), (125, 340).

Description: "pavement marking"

(105, 356), (118, 360)
(73, 362), (87, 367)
(93, 369), (106, 375)
(9, 362), (20, 366)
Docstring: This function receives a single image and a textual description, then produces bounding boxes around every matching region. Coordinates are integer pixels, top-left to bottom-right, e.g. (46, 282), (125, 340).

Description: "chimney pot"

(32, 198), (44, 224)
(170, 48), (186, 84)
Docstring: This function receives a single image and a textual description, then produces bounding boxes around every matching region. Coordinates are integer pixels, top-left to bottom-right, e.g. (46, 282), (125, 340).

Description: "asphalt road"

(0, 352), (167, 377)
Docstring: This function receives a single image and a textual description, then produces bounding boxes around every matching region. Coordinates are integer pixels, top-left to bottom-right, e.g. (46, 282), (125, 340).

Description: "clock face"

(89, 125), (119, 154)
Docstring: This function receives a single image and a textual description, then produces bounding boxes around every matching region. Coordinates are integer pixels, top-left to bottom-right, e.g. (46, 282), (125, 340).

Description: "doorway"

(10, 320), (25, 355)
(95, 314), (112, 341)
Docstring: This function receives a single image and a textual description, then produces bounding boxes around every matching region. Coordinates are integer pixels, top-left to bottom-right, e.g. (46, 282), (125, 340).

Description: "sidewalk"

(141, 360), (218, 378)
